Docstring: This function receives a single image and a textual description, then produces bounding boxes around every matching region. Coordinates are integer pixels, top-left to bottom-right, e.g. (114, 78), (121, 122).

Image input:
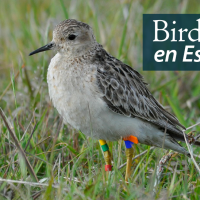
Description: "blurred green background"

(0, 0), (200, 199)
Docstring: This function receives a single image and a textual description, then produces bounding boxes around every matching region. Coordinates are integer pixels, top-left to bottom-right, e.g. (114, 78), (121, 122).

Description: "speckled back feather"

(93, 47), (187, 141)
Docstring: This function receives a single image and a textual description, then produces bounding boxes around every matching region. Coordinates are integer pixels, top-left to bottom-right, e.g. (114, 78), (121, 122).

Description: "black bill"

(29, 42), (54, 56)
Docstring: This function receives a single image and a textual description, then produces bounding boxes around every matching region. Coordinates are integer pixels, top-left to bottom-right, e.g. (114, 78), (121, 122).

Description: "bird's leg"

(123, 136), (138, 182)
(125, 144), (134, 182)
(99, 140), (112, 172)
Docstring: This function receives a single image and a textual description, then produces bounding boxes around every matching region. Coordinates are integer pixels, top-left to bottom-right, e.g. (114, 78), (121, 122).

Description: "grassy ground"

(0, 0), (200, 199)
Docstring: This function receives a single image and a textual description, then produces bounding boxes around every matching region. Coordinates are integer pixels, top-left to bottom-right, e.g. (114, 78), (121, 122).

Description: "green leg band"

(101, 144), (109, 152)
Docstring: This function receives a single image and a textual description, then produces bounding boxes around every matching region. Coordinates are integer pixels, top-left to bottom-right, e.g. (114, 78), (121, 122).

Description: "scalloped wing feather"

(94, 48), (186, 141)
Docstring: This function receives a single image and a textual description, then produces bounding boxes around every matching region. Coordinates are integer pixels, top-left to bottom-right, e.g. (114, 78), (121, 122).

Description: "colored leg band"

(123, 135), (138, 144)
(105, 165), (112, 171)
(124, 140), (134, 148)
(99, 139), (106, 146)
(101, 144), (109, 152)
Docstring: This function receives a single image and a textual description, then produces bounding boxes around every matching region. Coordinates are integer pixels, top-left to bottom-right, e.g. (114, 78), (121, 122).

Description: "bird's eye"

(68, 34), (76, 40)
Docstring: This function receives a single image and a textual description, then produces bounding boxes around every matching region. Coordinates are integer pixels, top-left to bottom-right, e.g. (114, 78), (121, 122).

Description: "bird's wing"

(94, 49), (186, 140)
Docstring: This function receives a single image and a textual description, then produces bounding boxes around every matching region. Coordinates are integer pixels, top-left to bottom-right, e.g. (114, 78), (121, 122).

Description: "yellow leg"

(125, 146), (134, 182)
(99, 140), (112, 172)
(123, 136), (138, 182)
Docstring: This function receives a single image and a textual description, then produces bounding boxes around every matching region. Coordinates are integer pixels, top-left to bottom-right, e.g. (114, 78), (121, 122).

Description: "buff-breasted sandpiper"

(29, 19), (200, 181)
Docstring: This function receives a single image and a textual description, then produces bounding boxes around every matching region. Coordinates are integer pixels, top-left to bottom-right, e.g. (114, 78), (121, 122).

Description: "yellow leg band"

(99, 139), (106, 146)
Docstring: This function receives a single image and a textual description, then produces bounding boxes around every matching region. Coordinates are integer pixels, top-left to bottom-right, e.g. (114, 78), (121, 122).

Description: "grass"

(0, 0), (200, 199)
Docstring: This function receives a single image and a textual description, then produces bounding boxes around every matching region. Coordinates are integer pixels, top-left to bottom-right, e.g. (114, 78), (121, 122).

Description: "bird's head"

(29, 19), (97, 57)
